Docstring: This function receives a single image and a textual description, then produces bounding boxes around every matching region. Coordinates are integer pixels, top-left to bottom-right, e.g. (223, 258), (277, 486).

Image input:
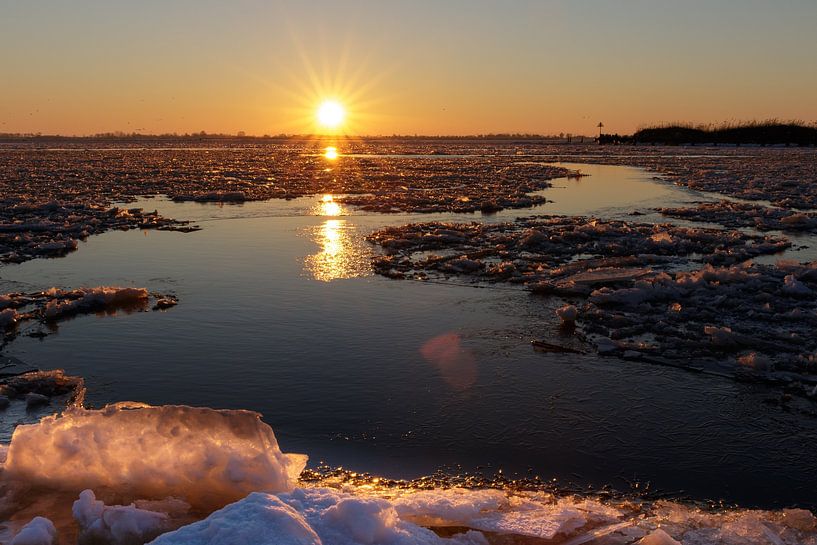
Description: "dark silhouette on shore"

(3, 121), (816, 146)
(629, 121), (817, 146)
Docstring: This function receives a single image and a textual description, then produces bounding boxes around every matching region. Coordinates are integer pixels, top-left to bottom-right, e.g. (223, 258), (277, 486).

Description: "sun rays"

(253, 31), (398, 139)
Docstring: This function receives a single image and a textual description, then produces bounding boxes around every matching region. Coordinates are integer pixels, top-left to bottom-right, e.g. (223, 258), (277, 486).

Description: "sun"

(316, 100), (345, 130)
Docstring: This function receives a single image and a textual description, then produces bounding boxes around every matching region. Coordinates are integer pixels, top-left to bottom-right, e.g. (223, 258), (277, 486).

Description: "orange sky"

(2, 1), (816, 136)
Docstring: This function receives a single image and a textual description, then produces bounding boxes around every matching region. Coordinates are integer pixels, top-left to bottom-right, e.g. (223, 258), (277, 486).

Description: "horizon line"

(0, 132), (599, 140)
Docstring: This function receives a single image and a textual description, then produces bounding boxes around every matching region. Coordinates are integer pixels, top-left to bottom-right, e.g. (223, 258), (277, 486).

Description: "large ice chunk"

(3, 403), (307, 509)
(638, 528), (681, 545)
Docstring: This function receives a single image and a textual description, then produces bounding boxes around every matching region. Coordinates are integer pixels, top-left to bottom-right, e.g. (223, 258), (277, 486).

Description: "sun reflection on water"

(317, 194), (343, 217)
(304, 218), (369, 282)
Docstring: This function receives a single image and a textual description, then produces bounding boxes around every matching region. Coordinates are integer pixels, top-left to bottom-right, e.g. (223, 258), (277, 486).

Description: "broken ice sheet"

(659, 200), (817, 234)
(391, 488), (619, 540)
(367, 215), (791, 284)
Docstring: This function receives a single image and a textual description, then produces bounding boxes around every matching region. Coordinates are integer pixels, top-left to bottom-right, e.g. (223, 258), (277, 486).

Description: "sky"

(2, 0), (816, 136)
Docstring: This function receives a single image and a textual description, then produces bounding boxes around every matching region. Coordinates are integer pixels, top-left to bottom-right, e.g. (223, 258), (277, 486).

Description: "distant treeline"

(4, 122), (815, 145)
(0, 132), (589, 143)
(625, 121), (817, 146)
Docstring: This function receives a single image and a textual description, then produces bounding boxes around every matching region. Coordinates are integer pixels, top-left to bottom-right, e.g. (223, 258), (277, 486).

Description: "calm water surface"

(2, 163), (815, 508)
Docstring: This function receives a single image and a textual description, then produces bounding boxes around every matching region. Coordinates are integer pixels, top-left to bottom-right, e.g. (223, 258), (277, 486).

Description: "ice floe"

(42, 286), (149, 319)
(0, 146), (571, 220)
(368, 216), (790, 282)
(659, 200), (817, 233)
(563, 146), (817, 209)
(0, 201), (198, 265)
(576, 262), (817, 377)
(3, 403), (306, 510)
(0, 286), (178, 341)
(0, 369), (85, 409)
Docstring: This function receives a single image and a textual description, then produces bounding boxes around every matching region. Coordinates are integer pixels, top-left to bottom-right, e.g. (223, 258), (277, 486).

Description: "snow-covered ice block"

(4, 404), (306, 508)
(595, 337), (619, 354)
(149, 492), (320, 545)
(567, 267), (652, 286)
(151, 492), (322, 545)
(738, 352), (773, 371)
(277, 488), (486, 545)
(10, 517), (57, 545)
(150, 490), (491, 545)
(155, 487), (617, 545)
(704, 325), (737, 347)
(73, 489), (172, 544)
(556, 304), (578, 325)
(782, 274), (813, 297)
(43, 286), (149, 319)
(638, 528), (681, 545)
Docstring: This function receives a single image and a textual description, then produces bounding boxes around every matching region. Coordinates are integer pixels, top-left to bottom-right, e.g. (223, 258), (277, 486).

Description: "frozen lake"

(3, 161), (816, 508)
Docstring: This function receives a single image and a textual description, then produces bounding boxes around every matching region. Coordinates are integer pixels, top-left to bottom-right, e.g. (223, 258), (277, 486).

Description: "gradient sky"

(2, 0), (816, 136)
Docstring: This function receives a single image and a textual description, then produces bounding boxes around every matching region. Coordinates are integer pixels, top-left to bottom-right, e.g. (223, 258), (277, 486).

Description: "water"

(2, 161), (816, 509)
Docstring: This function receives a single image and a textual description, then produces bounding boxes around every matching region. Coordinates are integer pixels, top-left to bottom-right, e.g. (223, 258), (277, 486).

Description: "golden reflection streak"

(305, 218), (364, 282)
(323, 219), (342, 256)
(318, 193), (342, 216)
(323, 146), (339, 160)
(304, 194), (370, 281)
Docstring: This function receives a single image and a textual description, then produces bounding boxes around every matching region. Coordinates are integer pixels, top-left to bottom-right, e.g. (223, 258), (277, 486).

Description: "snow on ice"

(72, 489), (176, 545)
